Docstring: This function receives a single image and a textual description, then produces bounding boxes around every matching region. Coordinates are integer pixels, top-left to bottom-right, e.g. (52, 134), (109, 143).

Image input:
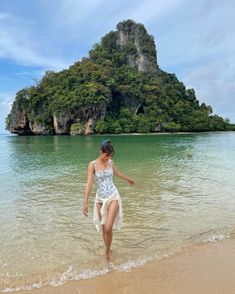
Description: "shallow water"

(0, 132), (235, 292)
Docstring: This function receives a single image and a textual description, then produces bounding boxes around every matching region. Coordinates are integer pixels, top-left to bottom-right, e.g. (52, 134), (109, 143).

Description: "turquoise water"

(0, 132), (235, 291)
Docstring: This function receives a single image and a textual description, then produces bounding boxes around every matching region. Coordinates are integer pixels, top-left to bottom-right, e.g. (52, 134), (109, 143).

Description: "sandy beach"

(17, 238), (235, 294)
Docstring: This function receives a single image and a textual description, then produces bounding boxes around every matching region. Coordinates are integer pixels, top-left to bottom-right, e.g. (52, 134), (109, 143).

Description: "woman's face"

(100, 151), (113, 161)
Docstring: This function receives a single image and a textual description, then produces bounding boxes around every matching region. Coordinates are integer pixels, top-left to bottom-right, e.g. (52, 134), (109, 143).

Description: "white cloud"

(13, 69), (45, 78)
(52, 0), (106, 27)
(0, 13), (70, 70)
(0, 93), (14, 134)
(0, 95), (13, 110)
(129, 0), (183, 24)
(0, 76), (12, 81)
(157, 0), (235, 69)
(182, 61), (235, 122)
(0, 13), (11, 20)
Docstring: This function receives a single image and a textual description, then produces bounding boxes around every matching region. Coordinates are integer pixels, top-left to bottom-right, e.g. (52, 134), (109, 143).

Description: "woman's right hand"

(127, 178), (135, 185)
(83, 204), (88, 217)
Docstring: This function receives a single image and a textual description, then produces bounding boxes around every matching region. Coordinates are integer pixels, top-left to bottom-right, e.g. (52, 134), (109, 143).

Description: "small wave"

(0, 282), (44, 293)
(205, 228), (234, 244)
(111, 257), (153, 272)
(206, 234), (228, 243)
(0, 254), (164, 293)
(189, 227), (233, 245)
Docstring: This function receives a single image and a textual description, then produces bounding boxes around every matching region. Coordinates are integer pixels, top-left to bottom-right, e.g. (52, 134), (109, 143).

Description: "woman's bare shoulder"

(88, 160), (95, 168)
(110, 158), (115, 165)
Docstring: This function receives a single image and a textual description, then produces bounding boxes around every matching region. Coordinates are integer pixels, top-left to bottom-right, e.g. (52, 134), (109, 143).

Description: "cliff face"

(8, 95), (108, 135)
(52, 112), (75, 135)
(116, 20), (158, 73)
(9, 103), (33, 135)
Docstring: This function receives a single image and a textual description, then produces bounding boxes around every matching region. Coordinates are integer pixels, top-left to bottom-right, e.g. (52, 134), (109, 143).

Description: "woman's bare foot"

(104, 250), (111, 262)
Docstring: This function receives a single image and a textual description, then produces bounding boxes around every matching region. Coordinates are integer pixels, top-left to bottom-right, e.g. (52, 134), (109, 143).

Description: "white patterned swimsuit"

(93, 159), (118, 200)
(92, 159), (123, 233)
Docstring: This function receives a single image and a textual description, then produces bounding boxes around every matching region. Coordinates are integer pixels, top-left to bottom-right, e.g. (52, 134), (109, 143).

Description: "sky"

(0, 0), (234, 134)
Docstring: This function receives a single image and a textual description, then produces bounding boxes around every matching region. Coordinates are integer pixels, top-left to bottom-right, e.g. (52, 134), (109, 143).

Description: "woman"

(83, 139), (135, 262)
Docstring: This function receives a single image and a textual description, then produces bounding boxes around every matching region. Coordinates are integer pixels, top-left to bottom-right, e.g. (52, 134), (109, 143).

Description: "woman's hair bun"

(100, 139), (114, 155)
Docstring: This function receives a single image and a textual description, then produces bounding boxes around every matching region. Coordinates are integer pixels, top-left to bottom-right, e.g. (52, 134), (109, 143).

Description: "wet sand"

(19, 238), (235, 294)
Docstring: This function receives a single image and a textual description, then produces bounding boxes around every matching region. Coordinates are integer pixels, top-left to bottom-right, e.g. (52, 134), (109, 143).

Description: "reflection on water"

(0, 132), (235, 291)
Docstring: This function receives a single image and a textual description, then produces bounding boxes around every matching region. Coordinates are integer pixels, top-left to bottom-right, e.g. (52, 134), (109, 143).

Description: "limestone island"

(5, 19), (234, 135)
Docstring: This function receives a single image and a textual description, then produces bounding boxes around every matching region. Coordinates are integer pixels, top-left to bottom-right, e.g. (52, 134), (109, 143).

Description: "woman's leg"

(96, 203), (106, 244)
(104, 200), (119, 261)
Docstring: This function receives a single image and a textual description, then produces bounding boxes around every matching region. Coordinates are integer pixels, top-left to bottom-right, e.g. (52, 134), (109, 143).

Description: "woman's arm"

(83, 161), (94, 216)
(111, 160), (135, 185)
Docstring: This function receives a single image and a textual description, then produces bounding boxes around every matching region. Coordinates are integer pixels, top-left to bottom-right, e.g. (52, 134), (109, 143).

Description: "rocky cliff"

(116, 20), (159, 73)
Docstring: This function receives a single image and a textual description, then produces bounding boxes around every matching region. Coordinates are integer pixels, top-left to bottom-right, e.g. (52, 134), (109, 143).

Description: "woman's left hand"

(127, 178), (135, 185)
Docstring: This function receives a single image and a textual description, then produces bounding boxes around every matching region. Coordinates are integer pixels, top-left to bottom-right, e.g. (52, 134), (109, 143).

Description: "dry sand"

(19, 238), (235, 294)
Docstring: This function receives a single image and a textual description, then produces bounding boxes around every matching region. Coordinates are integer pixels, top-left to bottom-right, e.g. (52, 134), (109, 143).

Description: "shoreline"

(1, 130), (234, 137)
(15, 238), (235, 294)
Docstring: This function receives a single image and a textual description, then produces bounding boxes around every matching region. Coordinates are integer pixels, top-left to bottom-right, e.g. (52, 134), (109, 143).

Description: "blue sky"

(0, 0), (234, 134)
